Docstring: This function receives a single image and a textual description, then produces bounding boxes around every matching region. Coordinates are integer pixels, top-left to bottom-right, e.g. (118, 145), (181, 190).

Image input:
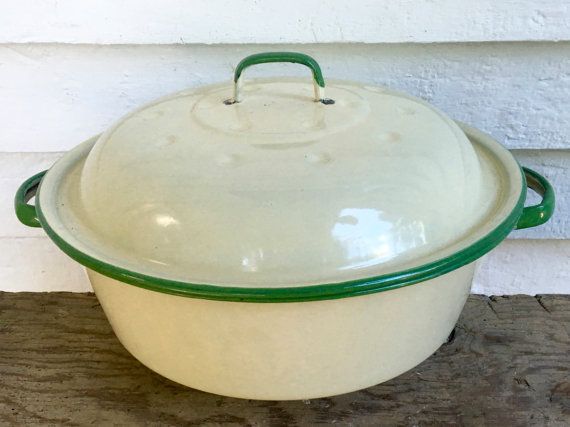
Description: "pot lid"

(48, 52), (496, 288)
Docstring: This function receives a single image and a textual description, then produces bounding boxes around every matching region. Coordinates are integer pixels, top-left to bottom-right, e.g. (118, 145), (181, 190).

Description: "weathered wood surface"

(0, 293), (569, 426)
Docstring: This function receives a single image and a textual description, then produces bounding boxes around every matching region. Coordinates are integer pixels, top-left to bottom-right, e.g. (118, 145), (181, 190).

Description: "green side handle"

(15, 170), (47, 228)
(228, 52), (333, 104)
(516, 167), (555, 230)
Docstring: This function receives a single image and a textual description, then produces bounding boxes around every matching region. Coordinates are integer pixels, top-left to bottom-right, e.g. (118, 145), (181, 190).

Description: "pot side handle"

(15, 170), (47, 228)
(515, 167), (555, 230)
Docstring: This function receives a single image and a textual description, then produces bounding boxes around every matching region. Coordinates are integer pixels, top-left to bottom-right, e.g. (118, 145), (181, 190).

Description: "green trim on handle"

(15, 170), (47, 228)
(234, 52), (326, 88)
(515, 167), (555, 230)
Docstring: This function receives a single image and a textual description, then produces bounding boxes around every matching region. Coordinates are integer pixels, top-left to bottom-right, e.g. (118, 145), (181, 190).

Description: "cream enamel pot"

(15, 52), (554, 400)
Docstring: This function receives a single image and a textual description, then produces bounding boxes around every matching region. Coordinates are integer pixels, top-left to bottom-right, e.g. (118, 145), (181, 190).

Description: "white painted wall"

(2, 0), (569, 44)
(3, 43), (570, 153)
(1, 2), (568, 294)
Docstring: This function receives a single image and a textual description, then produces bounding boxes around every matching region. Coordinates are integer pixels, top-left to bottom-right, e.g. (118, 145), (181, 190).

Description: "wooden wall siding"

(1, 43), (569, 152)
(1, 0), (569, 44)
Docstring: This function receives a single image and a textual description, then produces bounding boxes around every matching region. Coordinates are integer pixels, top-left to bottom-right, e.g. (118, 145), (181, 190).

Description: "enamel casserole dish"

(15, 52), (554, 400)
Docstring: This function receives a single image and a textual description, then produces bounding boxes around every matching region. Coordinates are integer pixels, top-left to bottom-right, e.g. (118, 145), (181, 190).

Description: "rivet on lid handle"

(224, 52), (335, 105)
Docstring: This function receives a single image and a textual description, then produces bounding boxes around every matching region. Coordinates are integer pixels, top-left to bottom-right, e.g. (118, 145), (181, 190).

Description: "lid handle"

(225, 52), (334, 105)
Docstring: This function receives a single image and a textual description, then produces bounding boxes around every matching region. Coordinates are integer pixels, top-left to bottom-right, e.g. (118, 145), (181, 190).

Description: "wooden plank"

(2, 43), (569, 152)
(1, 0), (569, 44)
(0, 292), (569, 425)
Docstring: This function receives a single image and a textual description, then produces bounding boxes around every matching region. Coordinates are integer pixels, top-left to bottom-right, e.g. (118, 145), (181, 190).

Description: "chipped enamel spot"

(156, 135), (178, 147)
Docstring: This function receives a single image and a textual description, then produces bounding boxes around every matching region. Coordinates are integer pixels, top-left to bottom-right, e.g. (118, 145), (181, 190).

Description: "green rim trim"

(234, 52), (326, 88)
(515, 167), (555, 230)
(15, 170), (47, 228)
(33, 167), (530, 303)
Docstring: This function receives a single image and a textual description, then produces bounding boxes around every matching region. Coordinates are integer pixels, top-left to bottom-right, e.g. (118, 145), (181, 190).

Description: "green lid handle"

(15, 170), (47, 228)
(515, 167), (555, 230)
(225, 52), (334, 105)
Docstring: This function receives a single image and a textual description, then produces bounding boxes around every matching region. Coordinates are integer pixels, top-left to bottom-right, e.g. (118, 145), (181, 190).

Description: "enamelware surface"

(36, 79), (522, 287)
(34, 121), (523, 299)
(14, 52), (555, 399)
(89, 263), (474, 400)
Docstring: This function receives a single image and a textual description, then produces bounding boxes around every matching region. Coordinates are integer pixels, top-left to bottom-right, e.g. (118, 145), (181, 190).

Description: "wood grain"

(1, 293), (569, 426)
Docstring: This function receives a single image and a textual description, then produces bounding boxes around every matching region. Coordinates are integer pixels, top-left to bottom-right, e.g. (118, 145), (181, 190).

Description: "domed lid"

(53, 52), (490, 287)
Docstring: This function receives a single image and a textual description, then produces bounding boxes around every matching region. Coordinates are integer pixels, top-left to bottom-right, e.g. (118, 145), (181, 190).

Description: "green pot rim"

(34, 166), (526, 303)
